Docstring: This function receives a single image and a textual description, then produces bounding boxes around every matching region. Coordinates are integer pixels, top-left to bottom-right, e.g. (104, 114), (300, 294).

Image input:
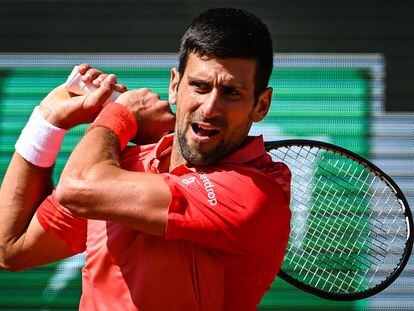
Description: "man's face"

(169, 52), (271, 167)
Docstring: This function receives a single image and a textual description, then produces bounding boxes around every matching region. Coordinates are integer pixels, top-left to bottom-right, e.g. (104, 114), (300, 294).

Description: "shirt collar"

(218, 135), (266, 165)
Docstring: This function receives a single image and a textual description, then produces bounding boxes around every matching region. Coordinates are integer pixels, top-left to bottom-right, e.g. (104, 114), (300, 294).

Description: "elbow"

(55, 177), (75, 208)
(0, 243), (12, 271)
(0, 247), (27, 272)
(56, 164), (115, 218)
(0, 251), (11, 271)
(55, 174), (93, 217)
(0, 261), (26, 272)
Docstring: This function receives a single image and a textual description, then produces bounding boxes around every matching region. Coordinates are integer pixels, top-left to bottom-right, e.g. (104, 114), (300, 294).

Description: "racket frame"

(265, 139), (413, 301)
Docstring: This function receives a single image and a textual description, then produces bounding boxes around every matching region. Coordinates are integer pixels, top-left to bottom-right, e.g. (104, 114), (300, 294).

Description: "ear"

(252, 87), (272, 122)
(169, 67), (180, 105)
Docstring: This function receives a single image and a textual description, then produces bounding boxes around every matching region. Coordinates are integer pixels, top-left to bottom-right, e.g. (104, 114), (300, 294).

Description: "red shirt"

(37, 134), (291, 311)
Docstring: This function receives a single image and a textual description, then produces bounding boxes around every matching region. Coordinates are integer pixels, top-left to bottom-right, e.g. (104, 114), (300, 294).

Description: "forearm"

(55, 126), (136, 214)
(0, 153), (53, 262)
(0, 104), (68, 264)
(56, 100), (134, 213)
(57, 127), (121, 205)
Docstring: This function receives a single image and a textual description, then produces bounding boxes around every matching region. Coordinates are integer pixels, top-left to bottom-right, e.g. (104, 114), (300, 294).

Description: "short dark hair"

(178, 8), (273, 99)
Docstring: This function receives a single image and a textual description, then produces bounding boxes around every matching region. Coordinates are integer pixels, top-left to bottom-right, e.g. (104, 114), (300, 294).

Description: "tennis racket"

(265, 140), (413, 301)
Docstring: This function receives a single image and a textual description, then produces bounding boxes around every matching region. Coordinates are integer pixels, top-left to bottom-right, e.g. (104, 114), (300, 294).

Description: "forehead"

(184, 53), (256, 86)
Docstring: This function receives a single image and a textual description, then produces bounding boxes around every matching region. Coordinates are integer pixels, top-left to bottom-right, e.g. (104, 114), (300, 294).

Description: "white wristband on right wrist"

(15, 106), (67, 168)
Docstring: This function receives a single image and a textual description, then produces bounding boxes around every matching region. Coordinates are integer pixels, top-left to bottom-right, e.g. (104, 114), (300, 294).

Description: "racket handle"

(63, 66), (122, 104)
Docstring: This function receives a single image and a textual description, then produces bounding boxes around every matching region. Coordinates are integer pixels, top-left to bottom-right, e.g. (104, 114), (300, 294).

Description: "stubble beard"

(174, 101), (252, 167)
(176, 122), (222, 167)
(176, 117), (250, 167)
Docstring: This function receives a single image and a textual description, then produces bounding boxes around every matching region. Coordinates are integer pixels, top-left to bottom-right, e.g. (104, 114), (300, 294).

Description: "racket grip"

(63, 66), (122, 105)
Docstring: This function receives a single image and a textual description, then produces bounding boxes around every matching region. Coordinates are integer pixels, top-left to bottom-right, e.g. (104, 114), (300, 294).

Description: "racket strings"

(282, 148), (384, 254)
(269, 144), (408, 294)
(292, 176), (383, 282)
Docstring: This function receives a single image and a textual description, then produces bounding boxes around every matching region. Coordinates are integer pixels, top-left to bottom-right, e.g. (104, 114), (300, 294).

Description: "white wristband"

(15, 106), (67, 168)
(64, 66), (121, 104)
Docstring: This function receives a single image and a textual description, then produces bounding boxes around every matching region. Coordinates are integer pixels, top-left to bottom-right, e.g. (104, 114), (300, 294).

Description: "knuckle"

(97, 74), (107, 82)
(140, 88), (151, 93)
(78, 63), (90, 71)
(88, 69), (102, 77)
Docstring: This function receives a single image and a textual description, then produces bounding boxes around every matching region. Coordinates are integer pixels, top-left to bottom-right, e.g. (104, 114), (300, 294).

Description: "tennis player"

(0, 8), (291, 310)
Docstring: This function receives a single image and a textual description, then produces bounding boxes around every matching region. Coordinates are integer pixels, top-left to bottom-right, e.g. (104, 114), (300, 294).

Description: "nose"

(199, 89), (221, 118)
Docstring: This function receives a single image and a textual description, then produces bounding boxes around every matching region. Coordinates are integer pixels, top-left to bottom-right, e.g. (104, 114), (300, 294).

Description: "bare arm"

(0, 65), (126, 271)
(56, 85), (176, 236)
(0, 153), (76, 271)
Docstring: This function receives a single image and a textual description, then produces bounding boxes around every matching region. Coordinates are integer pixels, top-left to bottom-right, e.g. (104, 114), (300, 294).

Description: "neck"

(169, 135), (187, 172)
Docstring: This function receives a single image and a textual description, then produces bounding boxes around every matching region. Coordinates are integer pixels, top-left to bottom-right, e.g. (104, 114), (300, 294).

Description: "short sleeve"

(162, 166), (291, 261)
(36, 190), (87, 254)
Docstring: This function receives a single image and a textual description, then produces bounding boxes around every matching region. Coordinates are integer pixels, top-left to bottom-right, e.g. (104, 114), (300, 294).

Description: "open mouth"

(191, 123), (220, 138)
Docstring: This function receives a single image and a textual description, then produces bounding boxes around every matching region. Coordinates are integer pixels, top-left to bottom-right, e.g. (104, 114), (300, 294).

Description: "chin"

(177, 129), (235, 166)
(182, 150), (217, 166)
(180, 142), (222, 166)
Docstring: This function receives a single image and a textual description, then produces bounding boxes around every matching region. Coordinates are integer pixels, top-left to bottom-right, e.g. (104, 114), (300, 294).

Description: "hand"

(115, 88), (176, 144)
(38, 64), (127, 129)
(78, 64), (127, 93)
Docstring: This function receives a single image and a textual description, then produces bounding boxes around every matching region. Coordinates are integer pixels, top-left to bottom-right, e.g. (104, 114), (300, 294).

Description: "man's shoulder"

(199, 160), (291, 203)
(218, 153), (291, 188)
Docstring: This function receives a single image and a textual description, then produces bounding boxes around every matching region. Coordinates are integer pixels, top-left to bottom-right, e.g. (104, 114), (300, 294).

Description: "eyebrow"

(187, 75), (247, 90)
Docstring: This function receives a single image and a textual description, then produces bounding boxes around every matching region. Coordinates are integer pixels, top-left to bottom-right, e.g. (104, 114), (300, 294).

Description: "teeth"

(197, 123), (215, 130)
(192, 123), (219, 137)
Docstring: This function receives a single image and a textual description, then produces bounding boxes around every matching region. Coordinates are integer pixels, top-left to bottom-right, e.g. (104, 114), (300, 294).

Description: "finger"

(77, 64), (91, 74)
(114, 84), (127, 93)
(82, 68), (103, 82)
(85, 74), (116, 106)
(92, 73), (109, 87)
(137, 88), (151, 95)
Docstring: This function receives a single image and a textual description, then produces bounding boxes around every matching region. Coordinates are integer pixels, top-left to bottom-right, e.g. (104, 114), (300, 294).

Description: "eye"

(189, 80), (210, 93)
(222, 86), (241, 98)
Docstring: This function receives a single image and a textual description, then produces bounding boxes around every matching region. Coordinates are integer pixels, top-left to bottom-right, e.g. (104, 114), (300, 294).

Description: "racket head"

(265, 139), (413, 301)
